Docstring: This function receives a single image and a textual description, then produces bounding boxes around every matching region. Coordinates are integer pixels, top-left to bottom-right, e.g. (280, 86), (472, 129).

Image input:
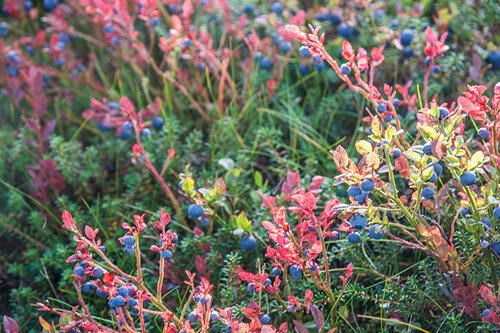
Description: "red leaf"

(310, 305), (324, 331)
(479, 285), (498, 307)
(62, 210), (75, 231)
(293, 320), (310, 333)
(34, 94), (47, 120)
(42, 120), (56, 141)
(3, 316), (19, 333)
(85, 225), (94, 240)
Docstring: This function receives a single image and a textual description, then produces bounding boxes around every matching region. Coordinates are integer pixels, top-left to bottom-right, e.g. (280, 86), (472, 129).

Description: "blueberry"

(487, 50), (500, 69)
(315, 12), (329, 21)
(125, 246), (134, 254)
(299, 46), (311, 58)
(108, 101), (120, 110)
(271, 267), (281, 276)
(384, 115), (393, 122)
(247, 282), (256, 293)
(117, 286), (129, 297)
(0, 23), (7, 39)
(172, 234), (178, 243)
(350, 215), (367, 229)
(108, 102), (119, 110)
(142, 128), (151, 137)
(478, 128), (490, 140)
(201, 218), (209, 226)
(152, 116), (164, 129)
(109, 295), (125, 308)
(421, 187), (435, 199)
(24, 0), (34, 11)
(6, 50), (19, 63)
(361, 179), (375, 192)
(279, 41), (292, 53)
(348, 185), (362, 198)
(338, 24), (354, 38)
(481, 217), (491, 229)
(493, 207), (500, 219)
(178, 180), (185, 192)
(423, 144), (432, 155)
(271, 2), (284, 14)
(347, 232), (361, 244)
(183, 38), (192, 47)
(123, 235), (135, 247)
(264, 278), (272, 287)
(240, 235), (257, 251)
(93, 267), (103, 277)
(390, 19), (399, 29)
(119, 128), (132, 140)
(369, 224), (385, 239)
(211, 311), (219, 321)
(96, 289), (107, 298)
(438, 107), (449, 120)
(354, 192), (369, 204)
(260, 315), (270, 325)
(111, 36), (120, 46)
(127, 298), (139, 307)
(340, 63), (351, 75)
(480, 240), (490, 248)
(188, 204), (204, 218)
(290, 264), (302, 280)
(100, 245), (106, 252)
(483, 309), (490, 317)
(400, 29), (414, 46)
(298, 64), (310, 76)
(432, 65), (440, 73)
(6, 64), (19, 77)
(82, 282), (94, 293)
(428, 172), (437, 183)
(104, 24), (114, 33)
(161, 249), (172, 259)
(492, 242), (500, 255)
(199, 295), (207, 305)
(54, 58), (65, 67)
(254, 51), (262, 61)
(392, 148), (402, 159)
(431, 163), (443, 177)
(244, 3), (254, 14)
(460, 172), (477, 186)
(460, 207), (470, 217)
(330, 231), (339, 241)
(188, 312), (198, 323)
(43, 0), (59, 10)
(424, 56), (431, 65)
(312, 55), (322, 65)
(75, 266), (85, 277)
(260, 57), (272, 70)
(150, 17), (159, 27)
(393, 98), (400, 107)
(377, 103), (387, 112)
(402, 47), (414, 57)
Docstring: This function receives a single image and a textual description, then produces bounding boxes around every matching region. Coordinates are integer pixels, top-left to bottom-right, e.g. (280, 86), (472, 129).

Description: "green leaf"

(254, 171), (263, 188)
(218, 158), (235, 170)
(233, 212), (251, 232)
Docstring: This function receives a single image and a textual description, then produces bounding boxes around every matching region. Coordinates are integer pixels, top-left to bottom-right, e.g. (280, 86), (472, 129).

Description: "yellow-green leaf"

(467, 151), (484, 170)
(355, 140), (372, 155)
(371, 117), (382, 137)
(182, 176), (195, 193)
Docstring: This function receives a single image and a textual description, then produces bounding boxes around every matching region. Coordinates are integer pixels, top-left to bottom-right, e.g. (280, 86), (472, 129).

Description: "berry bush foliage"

(1, 0), (500, 332)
